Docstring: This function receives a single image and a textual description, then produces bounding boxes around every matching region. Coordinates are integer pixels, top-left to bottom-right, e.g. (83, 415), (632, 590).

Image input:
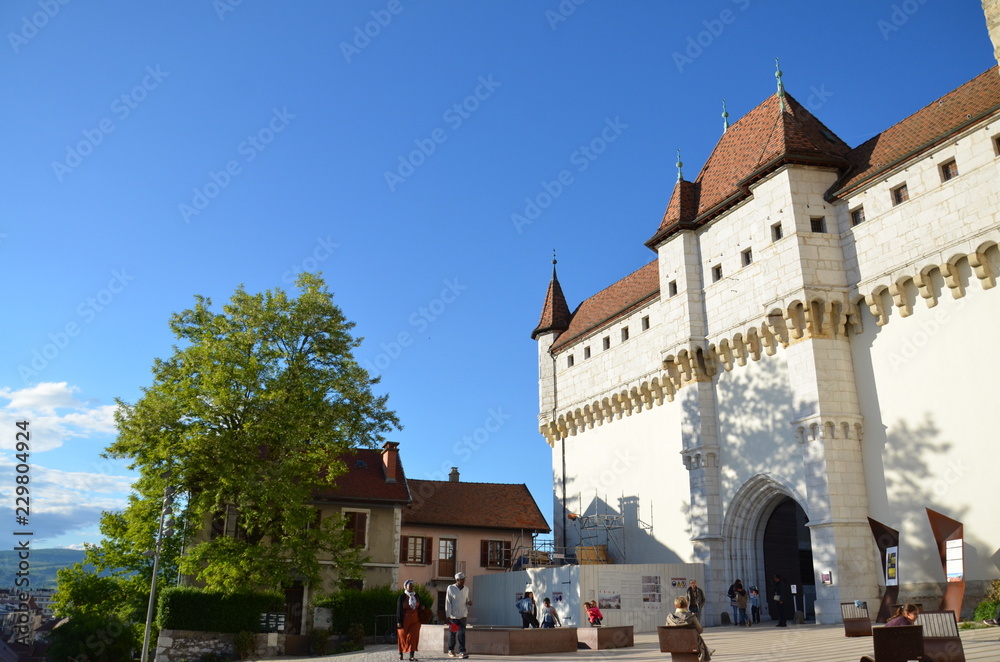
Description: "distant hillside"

(0, 548), (85, 590)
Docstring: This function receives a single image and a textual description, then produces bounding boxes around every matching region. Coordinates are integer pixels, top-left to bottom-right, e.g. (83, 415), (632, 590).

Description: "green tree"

(103, 273), (399, 593)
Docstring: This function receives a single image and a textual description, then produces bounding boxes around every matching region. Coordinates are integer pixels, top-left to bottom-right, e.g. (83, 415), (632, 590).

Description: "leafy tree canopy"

(102, 273), (400, 593)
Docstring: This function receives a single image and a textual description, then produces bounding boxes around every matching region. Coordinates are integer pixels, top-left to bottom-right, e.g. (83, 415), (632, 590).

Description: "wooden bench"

(842, 601), (873, 637)
(862, 624), (923, 662)
(915, 610), (965, 662)
(657, 626), (700, 662)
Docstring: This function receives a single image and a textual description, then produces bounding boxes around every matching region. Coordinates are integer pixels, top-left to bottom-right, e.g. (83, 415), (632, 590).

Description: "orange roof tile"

(647, 91), (850, 248)
(403, 479), (550, 532)
(312, 448), (411, 504)
(549, 260), (659, 353)
(829, 66), (1000, 198)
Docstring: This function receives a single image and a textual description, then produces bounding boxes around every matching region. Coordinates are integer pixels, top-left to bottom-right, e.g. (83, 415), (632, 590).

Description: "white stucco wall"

(855, 281), (1000, 585)
(552, 399), (692, 565)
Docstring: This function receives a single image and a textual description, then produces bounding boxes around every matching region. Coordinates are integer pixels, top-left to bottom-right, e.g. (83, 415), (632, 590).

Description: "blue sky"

(1, 0), (995, 549)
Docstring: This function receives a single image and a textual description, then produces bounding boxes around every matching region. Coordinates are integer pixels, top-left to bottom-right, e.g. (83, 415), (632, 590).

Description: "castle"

(532, 4), (1000, 624)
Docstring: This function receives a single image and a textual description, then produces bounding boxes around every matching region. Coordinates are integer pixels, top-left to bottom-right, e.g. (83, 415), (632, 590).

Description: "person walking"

(726, 579), (745, 625)
(771, 574), (790, 627)
(516, 591), (538, 629)
(686, 580), (706, 618)
(539, 598), (561, 628)
(396, 579), (423, 661)
(445, 572), (472, 658)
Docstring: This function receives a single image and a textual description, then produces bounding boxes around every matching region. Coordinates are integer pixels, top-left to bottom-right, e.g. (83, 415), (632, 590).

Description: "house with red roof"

(193, 441), (411, 634)
(533, 10), (1000, 625)
(399, 467), (549, 620)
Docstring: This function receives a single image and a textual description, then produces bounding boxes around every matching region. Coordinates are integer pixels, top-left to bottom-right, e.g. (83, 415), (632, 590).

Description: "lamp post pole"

(140, 484), (175, 662)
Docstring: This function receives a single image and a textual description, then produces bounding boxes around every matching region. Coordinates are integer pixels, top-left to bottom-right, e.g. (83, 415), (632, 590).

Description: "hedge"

(314, 584), (434, 635)
(157, 586), (284, 633)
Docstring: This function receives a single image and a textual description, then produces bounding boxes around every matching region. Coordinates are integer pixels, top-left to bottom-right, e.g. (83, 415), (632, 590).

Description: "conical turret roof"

(531, 263), (572, 340)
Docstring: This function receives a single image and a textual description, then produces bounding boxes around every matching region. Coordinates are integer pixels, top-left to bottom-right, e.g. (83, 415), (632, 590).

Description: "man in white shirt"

(445, 572), (472, 658)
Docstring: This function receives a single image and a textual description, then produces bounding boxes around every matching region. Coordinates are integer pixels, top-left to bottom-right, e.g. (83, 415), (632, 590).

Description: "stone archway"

(722, 474), (810, 605)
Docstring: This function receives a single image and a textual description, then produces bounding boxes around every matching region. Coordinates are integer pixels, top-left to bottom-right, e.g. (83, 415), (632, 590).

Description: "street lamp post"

(140, 483), (176, 662)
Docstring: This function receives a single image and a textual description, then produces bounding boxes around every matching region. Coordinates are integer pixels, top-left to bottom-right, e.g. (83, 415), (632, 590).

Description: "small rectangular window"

(584, 346), (591, 359)
(891, 183), (909, 206)
(771, 222), (783, 242)
(641, 316), (650, 331)
(940, 159), (958, 182)
(566, 354), (574, 368)
(994, 135), (1000, 157)
(668, 281), (678, 297)
(810, 216), (827, 233)
(712, 265), (723, 282)
(850, 207), (865, 226)
(741, 248), (753, 266)
(602, 336), (610, 351)
(621, 327), (629, 342)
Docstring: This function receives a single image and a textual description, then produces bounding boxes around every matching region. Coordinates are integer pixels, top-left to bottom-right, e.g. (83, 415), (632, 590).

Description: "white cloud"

(0, 382), (80, 411)
(0, 382), (118, 451)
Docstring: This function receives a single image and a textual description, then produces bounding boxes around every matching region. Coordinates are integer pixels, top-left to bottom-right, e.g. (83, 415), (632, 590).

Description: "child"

(749, 587), (760, 624)
(539, 598), (561, 628)
(585, 601), (603, 627)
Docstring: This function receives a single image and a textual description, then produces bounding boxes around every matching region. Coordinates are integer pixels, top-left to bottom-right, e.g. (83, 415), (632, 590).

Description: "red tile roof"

(647, 92), (850, 248)
(829, 66), (1000, 198)
(531, 266), (572, 340)
(403, 479), (550, 533)
(312, 447), (411, 504)
(549, 260), (659, 353)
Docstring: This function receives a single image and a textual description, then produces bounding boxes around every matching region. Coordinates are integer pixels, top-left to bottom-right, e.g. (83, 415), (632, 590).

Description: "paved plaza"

(289, 624), (1000, 662)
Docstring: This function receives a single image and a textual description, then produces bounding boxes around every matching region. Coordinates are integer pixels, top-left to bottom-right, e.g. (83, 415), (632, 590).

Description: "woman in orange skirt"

(396, 579), (423, 661)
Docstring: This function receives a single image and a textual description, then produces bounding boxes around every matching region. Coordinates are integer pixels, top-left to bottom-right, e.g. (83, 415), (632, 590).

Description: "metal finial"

(676, 148), (684, 182)
(775, 58), (787, 111)
(722, 99), (730, 133)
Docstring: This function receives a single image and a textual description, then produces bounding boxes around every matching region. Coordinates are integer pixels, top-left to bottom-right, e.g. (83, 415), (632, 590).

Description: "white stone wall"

(552, 400), (691, 565)
(855, 280), (1000, 586)
(539, 100), (1000, 616)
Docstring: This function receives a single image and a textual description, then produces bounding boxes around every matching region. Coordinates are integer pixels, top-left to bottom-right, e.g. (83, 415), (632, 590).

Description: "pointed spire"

(531, 252), (572, 340)
(722, 99), (730, 133)
(775, 58), (787, 112)
(675, 148), (684, 182)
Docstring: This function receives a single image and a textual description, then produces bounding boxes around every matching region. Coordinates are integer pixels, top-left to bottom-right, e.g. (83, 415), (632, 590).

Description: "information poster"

(886, 546), (898, 587)
(642, 575), (662, 609)
(598, 589), (621, 610)
(946, 539), (964, 582)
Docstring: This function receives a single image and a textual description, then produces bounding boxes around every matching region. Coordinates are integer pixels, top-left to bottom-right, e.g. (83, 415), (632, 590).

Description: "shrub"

(232, 630), (256, 660)
(313, 584), (434, 635)
(986, 579), (1000, 603)
(157, 586), (283, 633)
(973, 600), (998, 622)
(343, 623), (365, 652)
(309, 627), (330, 655)
(47, 613), (138, 662)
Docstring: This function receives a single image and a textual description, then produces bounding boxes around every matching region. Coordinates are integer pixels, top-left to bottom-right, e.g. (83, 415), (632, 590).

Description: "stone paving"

(277, 623), (1000, 662)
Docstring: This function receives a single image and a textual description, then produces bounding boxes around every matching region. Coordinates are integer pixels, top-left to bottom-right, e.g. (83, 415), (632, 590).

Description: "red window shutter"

(480, 540), (489, 567)
(423, 537), (433, 565)
(400, 535), (409, 563)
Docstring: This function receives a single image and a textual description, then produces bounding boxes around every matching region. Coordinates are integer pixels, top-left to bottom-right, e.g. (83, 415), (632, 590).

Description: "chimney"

(381, 441), (399, 483)
(449, 467), (460, 482)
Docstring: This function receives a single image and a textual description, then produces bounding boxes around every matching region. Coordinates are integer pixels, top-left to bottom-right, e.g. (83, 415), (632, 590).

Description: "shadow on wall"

(557, 489), (685, 565)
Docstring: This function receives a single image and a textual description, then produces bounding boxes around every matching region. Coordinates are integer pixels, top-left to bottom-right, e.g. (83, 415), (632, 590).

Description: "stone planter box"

(576, 625), (633, 649)
(419, 625), (578, 655)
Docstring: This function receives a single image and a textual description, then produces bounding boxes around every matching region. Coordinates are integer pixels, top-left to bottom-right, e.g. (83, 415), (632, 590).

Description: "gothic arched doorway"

(763, 497), (815, 620)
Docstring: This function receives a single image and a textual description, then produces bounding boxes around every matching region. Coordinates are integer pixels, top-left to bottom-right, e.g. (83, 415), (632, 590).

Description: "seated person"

(886, 603), (919, 627)
(665, 596), (713, 661)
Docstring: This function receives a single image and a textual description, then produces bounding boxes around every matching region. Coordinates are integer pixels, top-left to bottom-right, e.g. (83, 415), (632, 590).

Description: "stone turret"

(985, 0), (1000, 67)
(532, 258), (572, 420)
